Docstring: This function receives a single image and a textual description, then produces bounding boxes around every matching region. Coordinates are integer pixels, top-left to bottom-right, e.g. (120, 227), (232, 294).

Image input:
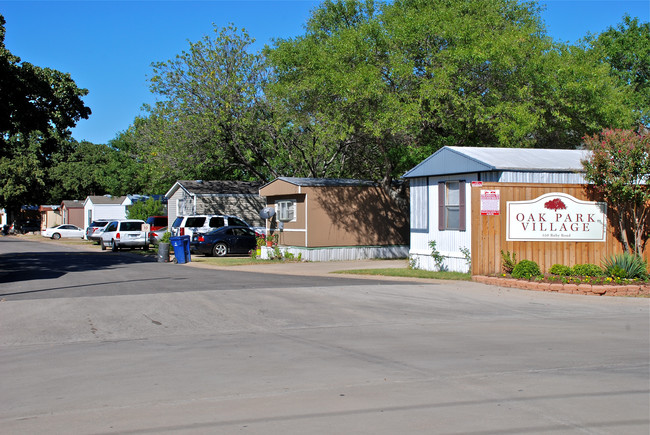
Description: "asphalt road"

(0, 236), (648, 434)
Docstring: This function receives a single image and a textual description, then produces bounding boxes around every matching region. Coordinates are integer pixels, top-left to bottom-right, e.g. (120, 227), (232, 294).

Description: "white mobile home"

(403, 146), (590, 272)
(83, 196), (132, 236)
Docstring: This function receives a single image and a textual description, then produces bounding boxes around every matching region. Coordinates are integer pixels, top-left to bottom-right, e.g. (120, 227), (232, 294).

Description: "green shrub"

(549, 264), (572, 276)
(501, 250), (517, 274)
(608, 265), (627, 279)
(571, 263), (604, 277)
(160, 231), (171, 244)
(603, 253), (648, 279)
(511, 259), (541, 279)
(126, 198), (165, 221)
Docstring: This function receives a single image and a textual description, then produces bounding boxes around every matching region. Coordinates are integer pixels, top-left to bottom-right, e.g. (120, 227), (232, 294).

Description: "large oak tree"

(0, 15), (91, 211)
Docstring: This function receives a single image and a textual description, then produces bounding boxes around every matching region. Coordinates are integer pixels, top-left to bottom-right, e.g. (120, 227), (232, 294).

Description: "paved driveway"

(0, 237), (648, 434)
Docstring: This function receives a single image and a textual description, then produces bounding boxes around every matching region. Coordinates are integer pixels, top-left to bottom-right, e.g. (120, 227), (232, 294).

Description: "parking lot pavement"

(1, 235), (649, 434)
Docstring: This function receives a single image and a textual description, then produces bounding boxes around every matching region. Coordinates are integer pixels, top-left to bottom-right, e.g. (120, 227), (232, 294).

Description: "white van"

(170, 215), (251, 238)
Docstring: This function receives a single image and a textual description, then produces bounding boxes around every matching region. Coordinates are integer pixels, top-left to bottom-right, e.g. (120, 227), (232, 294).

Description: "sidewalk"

(186, 258), (409, 277)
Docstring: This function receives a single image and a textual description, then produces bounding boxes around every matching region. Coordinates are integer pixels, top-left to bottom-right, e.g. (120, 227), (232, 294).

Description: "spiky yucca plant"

(602, 253), (648, 279)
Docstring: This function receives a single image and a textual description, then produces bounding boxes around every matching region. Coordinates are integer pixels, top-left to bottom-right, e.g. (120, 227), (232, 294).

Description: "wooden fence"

(470, 183), (650, 276)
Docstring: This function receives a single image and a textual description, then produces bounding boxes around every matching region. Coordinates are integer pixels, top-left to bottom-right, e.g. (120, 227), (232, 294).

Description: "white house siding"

(409, 175), (475, 273)
(276, 245), (409, 262)
(168, 189), (194, 225)
(83, 199), (129, 236)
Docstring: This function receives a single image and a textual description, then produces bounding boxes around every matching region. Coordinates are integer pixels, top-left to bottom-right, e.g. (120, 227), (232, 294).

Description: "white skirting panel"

(409, 252), (470, 273)
(278, 245), (409, 262)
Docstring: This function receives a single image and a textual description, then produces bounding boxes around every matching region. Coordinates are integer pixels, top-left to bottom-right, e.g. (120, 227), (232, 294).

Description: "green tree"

(48, 140), (146, 202)
(133, 24), (275, 183)
(0, 15), (91, 210)
(582, 128), (650, 255)
(126, 198), (165, 221)
(586, 15), (650, 126)
(267, 0), (632, 203)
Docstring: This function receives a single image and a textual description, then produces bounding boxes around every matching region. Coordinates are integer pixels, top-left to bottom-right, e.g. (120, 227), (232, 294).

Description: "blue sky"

(2, 0), (648, 145)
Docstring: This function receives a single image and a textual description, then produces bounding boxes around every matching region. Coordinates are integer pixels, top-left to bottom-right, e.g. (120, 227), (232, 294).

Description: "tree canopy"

(3, 3), (647, 212)
(267, 0), (632, 193)
(586, 15), (650, 127)
(123, 0), (635, 205)
(0, 14), (91, 210)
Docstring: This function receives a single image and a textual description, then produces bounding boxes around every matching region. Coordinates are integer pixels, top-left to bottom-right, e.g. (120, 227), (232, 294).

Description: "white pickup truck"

(100, 219), (149, 251)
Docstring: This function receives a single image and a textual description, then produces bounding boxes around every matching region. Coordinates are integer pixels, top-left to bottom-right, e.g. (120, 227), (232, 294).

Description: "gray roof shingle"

(177, 180), (263, 195)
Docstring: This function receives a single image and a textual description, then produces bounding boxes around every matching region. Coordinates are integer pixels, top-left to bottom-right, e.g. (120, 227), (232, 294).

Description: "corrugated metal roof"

(403, 146), (591, 178)
(173, 180), (263, 195)
(276, 177), (377, 187)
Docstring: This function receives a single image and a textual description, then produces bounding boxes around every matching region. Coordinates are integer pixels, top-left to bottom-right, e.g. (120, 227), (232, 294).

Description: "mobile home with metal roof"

(403, 146), (591, 272)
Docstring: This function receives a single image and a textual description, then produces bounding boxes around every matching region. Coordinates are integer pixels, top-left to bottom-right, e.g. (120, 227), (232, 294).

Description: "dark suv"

(19, 220), (41, 234)
(86, 220), (112, 242)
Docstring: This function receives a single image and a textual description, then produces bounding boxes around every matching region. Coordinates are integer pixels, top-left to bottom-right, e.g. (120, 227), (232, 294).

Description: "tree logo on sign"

(544, 198), (566, 212)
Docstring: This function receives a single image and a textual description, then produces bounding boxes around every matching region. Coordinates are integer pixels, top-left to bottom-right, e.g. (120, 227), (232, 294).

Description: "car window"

(229, 217), (247, 227)
(155, 217), (167, 226)
(233, 228), (255, 236)
(106, 222), (118, 232)
(185, 217), (206, 227)
(121, 222), (143, 231)
(172, 217), (184, 228)
(209, 217), (225, 228)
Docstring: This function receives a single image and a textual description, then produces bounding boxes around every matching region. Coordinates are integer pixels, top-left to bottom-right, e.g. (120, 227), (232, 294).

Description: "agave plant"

(602, 253), (648, 279)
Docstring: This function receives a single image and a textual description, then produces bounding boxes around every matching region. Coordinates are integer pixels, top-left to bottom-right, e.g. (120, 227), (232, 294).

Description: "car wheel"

(101, 241), (106, 251)
(212, 242), (228, 257)
(111, 240), (118, 252)
(52, 233), (61, 240)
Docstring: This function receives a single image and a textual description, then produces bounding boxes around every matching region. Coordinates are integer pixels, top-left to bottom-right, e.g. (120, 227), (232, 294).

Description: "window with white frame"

(276, 200), (296, 222)
(438, 180), (466, 231)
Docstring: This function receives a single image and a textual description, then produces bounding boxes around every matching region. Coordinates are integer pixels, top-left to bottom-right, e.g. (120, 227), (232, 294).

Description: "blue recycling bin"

(170, 235), (191, 264)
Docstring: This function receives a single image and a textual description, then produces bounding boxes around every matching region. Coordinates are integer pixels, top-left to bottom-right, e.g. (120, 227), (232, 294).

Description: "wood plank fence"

(470, 183), (650, 276)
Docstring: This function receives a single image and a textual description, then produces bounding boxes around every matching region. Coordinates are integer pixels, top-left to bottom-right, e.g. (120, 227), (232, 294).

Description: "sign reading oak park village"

(506, 193), (607, 242)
